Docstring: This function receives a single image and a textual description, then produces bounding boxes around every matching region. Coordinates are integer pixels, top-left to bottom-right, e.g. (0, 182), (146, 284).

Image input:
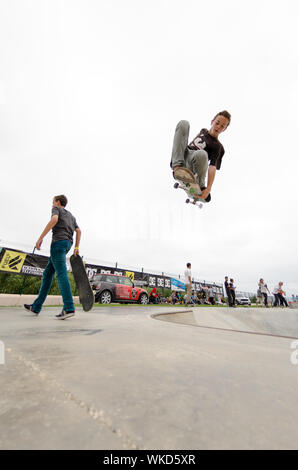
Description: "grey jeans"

(171, 120), (208, 188)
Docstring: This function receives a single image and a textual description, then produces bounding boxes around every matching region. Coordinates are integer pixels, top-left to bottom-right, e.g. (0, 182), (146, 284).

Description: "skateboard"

(70, 254), (94, 311)
(173, 181), (205, 209)
(173, 166), (206, 209)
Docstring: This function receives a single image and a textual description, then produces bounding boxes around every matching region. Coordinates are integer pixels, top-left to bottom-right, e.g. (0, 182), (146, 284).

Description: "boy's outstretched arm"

(200, 165), (216, 200)
(35, 215), (59, 250)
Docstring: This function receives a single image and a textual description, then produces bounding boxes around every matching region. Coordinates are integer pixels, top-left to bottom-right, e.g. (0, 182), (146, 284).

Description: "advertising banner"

(84, 263), (171, 289)
(0, 247), (48, 277)
(0, 246), (223, 295)
(170, 278), (185, 292)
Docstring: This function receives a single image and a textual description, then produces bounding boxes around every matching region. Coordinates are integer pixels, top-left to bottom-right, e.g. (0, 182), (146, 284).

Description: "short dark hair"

(213, 110), (231, 126)
(187, 263), (191, 268)
(54, 194), (68, 207)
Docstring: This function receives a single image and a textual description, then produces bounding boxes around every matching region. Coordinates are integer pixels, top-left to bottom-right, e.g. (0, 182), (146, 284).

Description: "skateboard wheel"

(186, 199), (190, 204)
(174, 182), (179, 189)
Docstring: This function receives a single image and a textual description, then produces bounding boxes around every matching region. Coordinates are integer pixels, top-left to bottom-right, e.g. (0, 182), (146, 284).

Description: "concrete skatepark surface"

(1, 304), (298, 450)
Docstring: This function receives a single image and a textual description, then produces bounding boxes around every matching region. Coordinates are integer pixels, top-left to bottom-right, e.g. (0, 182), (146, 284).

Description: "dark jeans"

(262, 293), (268, 306)
(278, 293), (288, 307)
(274, 293), (288, 307)
(32, 240), (74, 313)
(273, 294), (279, 307)
(226, 290), (233, 307)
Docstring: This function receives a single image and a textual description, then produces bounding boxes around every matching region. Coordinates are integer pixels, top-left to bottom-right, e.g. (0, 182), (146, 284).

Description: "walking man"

(184, 263), (192, 304)
(24, 195), (81, 320)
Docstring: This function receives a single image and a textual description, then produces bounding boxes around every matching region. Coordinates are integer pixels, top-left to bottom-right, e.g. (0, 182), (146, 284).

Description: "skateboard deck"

(174, 181), (205, 209)
(70, 254), (94, 311)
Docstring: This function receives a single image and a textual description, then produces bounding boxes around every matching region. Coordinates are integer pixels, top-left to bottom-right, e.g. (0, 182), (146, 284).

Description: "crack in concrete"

(5, 346), (140, 450)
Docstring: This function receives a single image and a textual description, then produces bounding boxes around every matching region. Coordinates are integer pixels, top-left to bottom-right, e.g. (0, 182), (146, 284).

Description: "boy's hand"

(36, 237), (43, 250)
(200, 188), (210, 200)
(74, 247), (79, 257)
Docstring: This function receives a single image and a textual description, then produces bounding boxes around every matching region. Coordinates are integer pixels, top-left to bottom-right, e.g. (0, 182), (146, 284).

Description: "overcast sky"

(1, 0), (298, 294)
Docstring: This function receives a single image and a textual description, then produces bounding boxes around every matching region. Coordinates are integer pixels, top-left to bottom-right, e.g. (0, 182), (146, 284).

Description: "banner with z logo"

(125, 271), (135, 282)
(0, 250), (27, 273)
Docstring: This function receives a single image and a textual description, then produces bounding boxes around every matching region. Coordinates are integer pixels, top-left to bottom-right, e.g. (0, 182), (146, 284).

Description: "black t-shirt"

(188, 128), (225, 170)
(51, 206), (79, 244)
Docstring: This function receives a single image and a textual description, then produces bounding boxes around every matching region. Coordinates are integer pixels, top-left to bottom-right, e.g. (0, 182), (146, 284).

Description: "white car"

(236, 296), (251, 306)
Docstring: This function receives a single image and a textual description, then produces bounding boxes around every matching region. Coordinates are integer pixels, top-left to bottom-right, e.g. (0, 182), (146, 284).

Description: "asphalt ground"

(1, 304), (298, 450)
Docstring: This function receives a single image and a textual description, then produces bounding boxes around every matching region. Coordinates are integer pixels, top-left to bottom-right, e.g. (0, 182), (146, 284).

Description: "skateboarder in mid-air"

(171, 110), (231, 202)
(24, 195), (81, 320)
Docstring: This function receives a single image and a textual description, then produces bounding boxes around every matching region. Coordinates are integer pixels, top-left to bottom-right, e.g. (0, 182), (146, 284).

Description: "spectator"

(184, 263), (192, 304)
(279, 282), (289, 307)
(208, 286), (215, 305)
(273, 285), (280, 307)
(273, 282), (288, 307)
(257, 285), (263, 305)
(190, 292), (196, 305)
(196, 292), (202, 304)
(149, 287), (159, 304)
(224, 276), (233, 307)
(201, 289), (209, 304)
(229, 278), (236, 307)
(258, 278), (271, 307)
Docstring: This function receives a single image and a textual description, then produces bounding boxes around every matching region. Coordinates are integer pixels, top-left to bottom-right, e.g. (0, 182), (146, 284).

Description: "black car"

(91, 273), (149, 305)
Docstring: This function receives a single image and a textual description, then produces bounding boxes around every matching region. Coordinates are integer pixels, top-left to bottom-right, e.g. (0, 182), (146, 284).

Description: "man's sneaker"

(173, 166), (196, 184)
(200, 186), (211, 203)
(56, 310), (75, 320)
(24, 304), (39, 315)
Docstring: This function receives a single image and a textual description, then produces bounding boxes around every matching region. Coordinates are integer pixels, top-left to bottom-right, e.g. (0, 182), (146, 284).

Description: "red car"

(91, 273), (149, 305)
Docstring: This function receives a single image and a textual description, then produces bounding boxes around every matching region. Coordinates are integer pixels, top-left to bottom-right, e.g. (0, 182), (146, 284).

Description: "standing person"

(208, 286), (215, 305)
(278, 282), (289, 307)
(224, 276), (233, 307)
(229, 278), (236, 307)
(273, 284), (280, 307)
(257, 285), (263, 305)
(258, 278), (271, 307)
(24, 195), (81, 320)
(273, 282), (288, 307)
(171, 111), (231, 202)
(184, 263), (192, 304)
